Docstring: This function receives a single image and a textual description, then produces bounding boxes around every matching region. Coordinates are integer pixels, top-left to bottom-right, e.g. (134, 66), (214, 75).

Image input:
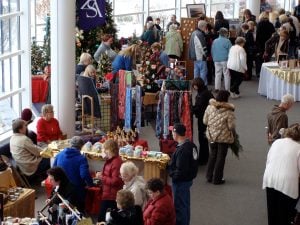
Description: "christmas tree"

(31, 38), (45, 74)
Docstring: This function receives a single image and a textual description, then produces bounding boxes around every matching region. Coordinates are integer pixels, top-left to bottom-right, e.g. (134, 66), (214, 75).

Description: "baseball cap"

(169, 123), (186, 136)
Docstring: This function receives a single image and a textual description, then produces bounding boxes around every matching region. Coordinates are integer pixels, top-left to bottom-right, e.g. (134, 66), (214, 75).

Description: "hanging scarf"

(135, 85), (142, 133)
(156, 91), (164, 137)
(182, 92), (193, 141)
(124, 87), (132, 132)
(118, 70), (126, 119)
(163, 91), (170, 139)
(110, 83), (119, 131)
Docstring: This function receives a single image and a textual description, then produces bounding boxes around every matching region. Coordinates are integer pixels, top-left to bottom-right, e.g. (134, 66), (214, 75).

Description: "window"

(0, 0), (29, 138)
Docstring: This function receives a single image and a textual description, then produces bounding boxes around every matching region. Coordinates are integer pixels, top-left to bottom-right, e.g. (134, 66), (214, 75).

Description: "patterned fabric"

(203, 99), (235, 144)
(182, 92), (193, 141)
(110, 83), (119, 131)
(156, 92), (164, 137)
(118, 70), (126, 119)
(135, 85), (142, 132)
(124, 87), (132, 132)
(163, 92), (170, 139)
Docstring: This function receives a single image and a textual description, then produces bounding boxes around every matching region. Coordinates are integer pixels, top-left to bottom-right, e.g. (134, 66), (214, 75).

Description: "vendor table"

(258, 62), (300, 101)
(0, 169), (16, 189)
(4, 188), (35, 218)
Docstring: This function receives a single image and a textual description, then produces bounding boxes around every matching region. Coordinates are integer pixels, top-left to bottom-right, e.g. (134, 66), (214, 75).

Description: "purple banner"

(77, 0), (106, 31)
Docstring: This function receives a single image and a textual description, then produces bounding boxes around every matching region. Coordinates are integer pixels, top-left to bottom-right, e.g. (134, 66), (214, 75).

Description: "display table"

(4, 188), (35, 218)
(32, 75), (49, 103)
(258, 62), (300, 101)
(0, 169), (16, 189)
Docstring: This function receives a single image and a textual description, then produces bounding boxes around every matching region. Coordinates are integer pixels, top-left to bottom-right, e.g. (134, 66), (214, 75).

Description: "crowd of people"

(3, 2), (300, 225)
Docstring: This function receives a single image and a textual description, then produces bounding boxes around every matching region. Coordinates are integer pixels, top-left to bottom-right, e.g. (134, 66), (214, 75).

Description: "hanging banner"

(77, 0), (106, 31)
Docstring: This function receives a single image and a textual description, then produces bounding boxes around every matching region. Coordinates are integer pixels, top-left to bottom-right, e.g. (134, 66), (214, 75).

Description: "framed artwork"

(186, 4), (206, 18)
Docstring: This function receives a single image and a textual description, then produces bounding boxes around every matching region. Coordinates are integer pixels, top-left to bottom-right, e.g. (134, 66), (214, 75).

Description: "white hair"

(198, 20), (207, 30)
(120, 161), (139, 177)
(281, 93), (295, 104)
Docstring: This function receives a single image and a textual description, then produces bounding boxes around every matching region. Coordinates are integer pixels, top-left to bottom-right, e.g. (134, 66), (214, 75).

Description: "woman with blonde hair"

(76, 52), (93, 76)
(120, 161), (147, 208)
(83, 64), (97, 80)
(112, 44), (140, 81)
(96, 139), (123, 222)
(36, 104), (63, 146)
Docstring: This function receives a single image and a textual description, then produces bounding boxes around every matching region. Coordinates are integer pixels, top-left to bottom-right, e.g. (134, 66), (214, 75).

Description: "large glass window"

(0, 0), (27, 137)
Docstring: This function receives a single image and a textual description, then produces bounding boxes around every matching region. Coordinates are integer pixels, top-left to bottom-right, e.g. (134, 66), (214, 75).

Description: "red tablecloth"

(32, 76), (49, 103)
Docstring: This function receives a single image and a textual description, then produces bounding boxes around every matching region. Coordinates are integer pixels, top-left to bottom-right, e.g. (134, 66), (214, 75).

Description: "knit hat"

(70, 136), (84, 149)
(169, 123), (186, 136)
(21, 108), (33, 122)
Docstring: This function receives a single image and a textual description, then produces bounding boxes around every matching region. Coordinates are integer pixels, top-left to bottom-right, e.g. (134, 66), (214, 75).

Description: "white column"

(175, 0), (181, 20)
(20, 1), (31, 109)
(51, 0), (75, 138)
(246, 0), (260, 20)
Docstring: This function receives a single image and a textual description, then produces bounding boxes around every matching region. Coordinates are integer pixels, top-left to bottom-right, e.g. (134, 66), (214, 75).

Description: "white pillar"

(20, 1), (31, 109)
(246, 0), (260, 20)
(51, 0), (75, 138)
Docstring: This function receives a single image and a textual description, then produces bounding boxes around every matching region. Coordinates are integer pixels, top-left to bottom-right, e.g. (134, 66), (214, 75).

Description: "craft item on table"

(133, 146), (143, 157)
(125, 148), (134, 157)
(82, 141), (93, 152)
(2, 217), (38, 225)
(91, 142), (102, 153)
(147, 151), (157, 158)
(141, 151), (148, 158)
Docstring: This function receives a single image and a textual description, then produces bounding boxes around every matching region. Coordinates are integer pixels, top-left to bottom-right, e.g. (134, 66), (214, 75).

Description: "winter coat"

(101, 156), (124, 200)
(188, 29), (207, 61)
(203, 99), (235, 144)
(214, 19), (229, 34)
(267, 105), (288, 143)
(143, 192), (176, 225)
(227, 44), (247, 73)
(165, 30), (183, 58)
(256, 19), (275, 54)
(123, 176), (147, 208)
(37, 117), (63, 143)
(10, 133), (43, 176)
(141, 29), (159, 46)
(193, 87), (214, 132)
(107, 206), (143, 225)
(53, 147), (93, 201)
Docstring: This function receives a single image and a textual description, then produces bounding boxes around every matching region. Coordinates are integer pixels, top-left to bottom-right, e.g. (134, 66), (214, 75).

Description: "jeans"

(214, 61), (230, 91)
(194, 60), (208, 85)
(172, 180), (193, 225)
(206, 142), (228, 183)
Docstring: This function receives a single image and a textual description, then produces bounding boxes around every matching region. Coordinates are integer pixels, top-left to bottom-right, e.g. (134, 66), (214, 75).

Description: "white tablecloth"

(258, 62), (300, 101)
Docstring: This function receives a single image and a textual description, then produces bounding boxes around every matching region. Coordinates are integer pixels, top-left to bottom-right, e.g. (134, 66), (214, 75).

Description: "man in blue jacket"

(53, 136), (93, 209)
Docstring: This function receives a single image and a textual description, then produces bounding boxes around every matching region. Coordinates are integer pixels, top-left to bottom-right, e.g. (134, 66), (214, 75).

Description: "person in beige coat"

(203, 90), (235, 185)
(10, 119), (50, 176)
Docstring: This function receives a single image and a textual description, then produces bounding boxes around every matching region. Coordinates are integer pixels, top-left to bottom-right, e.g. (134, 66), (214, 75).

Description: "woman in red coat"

(36, 104), (63, 146)
(96, 139), (123, 222)
(143, 178), (176, 225)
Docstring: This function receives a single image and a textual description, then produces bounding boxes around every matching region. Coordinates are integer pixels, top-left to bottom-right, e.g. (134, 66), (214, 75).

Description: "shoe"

(207, 179), (212, 183)
(213, 179), (225, 185)
(235, 94), (240, 98)
(230, 92), (235, 98)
